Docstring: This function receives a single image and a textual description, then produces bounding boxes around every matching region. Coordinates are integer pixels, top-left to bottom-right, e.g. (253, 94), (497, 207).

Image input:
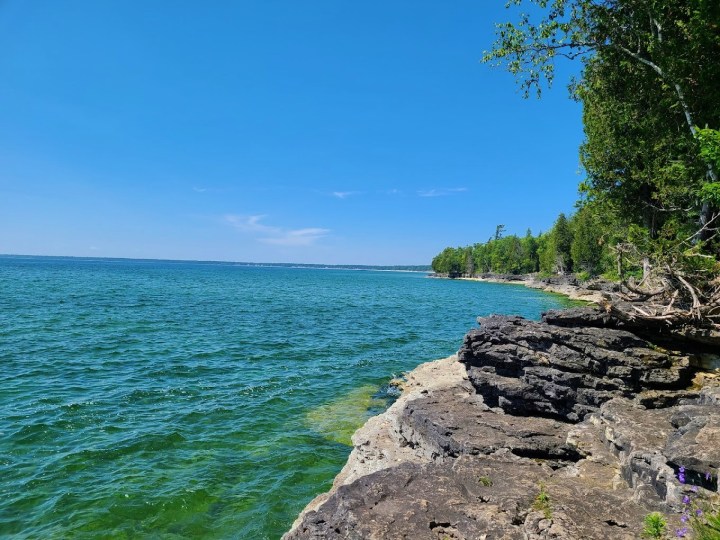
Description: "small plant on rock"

(642, 512), (667, 539)
(478, 476), (493, 487)
(532, 482), (552, 520)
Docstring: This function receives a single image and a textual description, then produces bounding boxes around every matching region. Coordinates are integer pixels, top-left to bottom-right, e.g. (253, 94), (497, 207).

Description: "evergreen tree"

(570, 205), (604, 275)
(553, 214), (573, 274)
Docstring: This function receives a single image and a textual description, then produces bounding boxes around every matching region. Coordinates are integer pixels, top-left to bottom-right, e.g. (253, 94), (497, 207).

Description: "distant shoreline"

(429, 272), (609, 304)
(0, 254), (431, 273)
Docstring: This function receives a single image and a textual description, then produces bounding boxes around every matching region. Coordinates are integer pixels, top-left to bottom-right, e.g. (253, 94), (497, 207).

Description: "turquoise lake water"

(0, 256), (581, 539)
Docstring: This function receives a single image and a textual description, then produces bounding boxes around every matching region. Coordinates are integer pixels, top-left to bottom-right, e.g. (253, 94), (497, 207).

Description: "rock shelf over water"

(284, 307), (720, 539)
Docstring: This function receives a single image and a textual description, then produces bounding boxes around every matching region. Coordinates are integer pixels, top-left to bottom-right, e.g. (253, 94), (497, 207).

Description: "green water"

(0, 256), (581, 538)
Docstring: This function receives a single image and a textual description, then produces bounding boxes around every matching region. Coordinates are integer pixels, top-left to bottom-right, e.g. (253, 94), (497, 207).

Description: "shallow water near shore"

(0, 256), (582, 539)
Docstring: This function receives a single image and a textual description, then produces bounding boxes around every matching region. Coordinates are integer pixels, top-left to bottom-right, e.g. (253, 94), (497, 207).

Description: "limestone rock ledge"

(284, 308), (720, 540)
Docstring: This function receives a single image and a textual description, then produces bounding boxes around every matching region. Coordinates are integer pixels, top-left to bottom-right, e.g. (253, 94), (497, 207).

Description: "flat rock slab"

(571, 394), (720, 508)
(286, 456), (657, 540)
(397, 387), (580, 464)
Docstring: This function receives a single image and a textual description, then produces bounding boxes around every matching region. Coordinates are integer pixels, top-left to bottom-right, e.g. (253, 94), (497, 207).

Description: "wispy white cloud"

(225, 214), (277, 234)
(193, 187), (208, 193)
(331, 191), (361, 199)
(224, 215), (330, 247)
(260, 228), (330, 246)
(417, 187), (468, 198)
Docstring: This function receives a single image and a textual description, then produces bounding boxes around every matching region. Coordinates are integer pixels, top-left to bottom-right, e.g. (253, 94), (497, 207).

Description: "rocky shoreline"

(284, 306), (720, 539)
(467, 274), (610, 304)
(435, 272), (616, 304)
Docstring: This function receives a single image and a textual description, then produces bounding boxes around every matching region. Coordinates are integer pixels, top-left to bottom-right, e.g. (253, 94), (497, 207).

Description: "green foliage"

(532, 482), (552, 520)
(642, 512), (667, 539)
(521, 229), (539, 271)
(432, 225), (551, 277)
(578, 43), (712, 247)
(537, 214), (577, 275)
(476, 0), (720, 280)
(575, 270), (590, 282)
(699, 183), (720, 207)
(693, 507), (720, 540)
(478, 476), (493, 487)
(553, 213), (573, 273)
(431, 210), (618, 278)
(570, 205), (605, 275)
(698, 129), (720, 170)
(431, 247), (464, 275)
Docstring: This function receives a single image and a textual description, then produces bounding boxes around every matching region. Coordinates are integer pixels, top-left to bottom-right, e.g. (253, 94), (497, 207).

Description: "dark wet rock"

(459, 314), (693, 422)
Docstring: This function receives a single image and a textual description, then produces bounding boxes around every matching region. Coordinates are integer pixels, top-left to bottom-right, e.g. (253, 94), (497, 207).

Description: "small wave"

(122, 387), (199, 403)
(71, 431), (188, 463)
(60, 400), (96, 411)
(10, 423), (54, 446)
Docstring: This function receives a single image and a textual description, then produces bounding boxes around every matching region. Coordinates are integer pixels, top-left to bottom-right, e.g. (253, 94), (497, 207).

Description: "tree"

(432, 247), (463, 275)
(491, 235), (525, 274)
(553, 214), (573, 273)
(570, 205), (605, 275)
(483, 0), (720, 327)
(537, 231), (555, 274)
(472, 242), (490, 273)
(521, 229), (539, 272)
(537, 214), (573, 274)
(696, 128), (720, 252)
(484, 0), (720, 238)
(464, 246), (476, 276)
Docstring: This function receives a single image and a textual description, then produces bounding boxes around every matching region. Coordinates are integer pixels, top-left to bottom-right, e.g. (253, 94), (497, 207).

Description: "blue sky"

(0, 1), (584, 265)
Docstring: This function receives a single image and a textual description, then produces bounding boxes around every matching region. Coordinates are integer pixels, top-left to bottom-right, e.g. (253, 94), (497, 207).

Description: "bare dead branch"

(663, 290), (679, 315)
(674, 273), (702, 319)
(624, 279), (668, 298)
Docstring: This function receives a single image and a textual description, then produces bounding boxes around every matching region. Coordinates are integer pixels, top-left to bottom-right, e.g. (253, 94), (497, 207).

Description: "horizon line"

(0, 253), (432, 270)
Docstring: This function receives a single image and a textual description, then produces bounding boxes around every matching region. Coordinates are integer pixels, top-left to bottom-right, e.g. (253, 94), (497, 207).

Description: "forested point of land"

(433, 0), (719, 325)
(431, 216), (595, 278)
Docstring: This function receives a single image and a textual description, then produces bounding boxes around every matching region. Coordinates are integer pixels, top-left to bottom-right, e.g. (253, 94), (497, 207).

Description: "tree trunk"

(642, 257), (651, 284)
(698, 201), (719, 243)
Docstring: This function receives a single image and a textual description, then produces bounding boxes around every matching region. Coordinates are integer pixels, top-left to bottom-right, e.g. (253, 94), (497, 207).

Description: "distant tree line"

(431, 210), (611, 278)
